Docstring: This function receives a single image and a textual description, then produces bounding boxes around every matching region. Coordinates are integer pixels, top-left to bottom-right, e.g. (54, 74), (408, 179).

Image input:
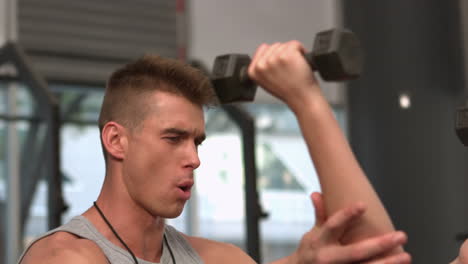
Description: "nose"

(184, 143), (201, 170)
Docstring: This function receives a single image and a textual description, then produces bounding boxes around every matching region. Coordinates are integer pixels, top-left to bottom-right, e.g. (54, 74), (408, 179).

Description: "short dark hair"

(98, 55), (217, 159)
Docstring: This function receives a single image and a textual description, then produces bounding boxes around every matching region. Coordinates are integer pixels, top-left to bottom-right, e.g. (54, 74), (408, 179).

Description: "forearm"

(289, 90), (397, 245)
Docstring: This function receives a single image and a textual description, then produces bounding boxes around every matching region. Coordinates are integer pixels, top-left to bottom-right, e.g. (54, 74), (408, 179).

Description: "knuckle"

(315, 251), (332, 264)
(289, 39), (301, 45)
(324, 216), (341, 231)
(254, 61), (268, 74)
(267, 55), (279, 65)
(247, 67), (255, 79)
(277, 54), (289, 64)
(376, 235), (393, 250)
(323, 221), (336, 232)
(272, 42), (281, 47)
(288, 40), (303, 49)
(302, 230), (320, 246)
(308, 235), (321, 246)
(259, 43), (270, 50)
(349, 247), (367, 260)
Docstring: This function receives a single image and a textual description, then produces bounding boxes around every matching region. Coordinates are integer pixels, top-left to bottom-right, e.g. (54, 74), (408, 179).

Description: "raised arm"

(247, 41), (400, 246)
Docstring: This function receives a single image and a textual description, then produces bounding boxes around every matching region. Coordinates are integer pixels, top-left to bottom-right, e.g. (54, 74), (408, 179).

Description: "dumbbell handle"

(304, 52), (318, 71)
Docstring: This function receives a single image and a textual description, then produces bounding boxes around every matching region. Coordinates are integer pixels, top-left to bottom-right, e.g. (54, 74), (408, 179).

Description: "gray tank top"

(17, 215), (204, 264)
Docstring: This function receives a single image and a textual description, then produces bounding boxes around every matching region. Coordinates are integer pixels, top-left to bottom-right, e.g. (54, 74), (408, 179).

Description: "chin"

(150, 204), (185, 219)
(161, 208), (184, 219)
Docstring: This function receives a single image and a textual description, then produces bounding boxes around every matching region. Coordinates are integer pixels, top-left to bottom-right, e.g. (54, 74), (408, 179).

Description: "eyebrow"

(162, 127), (206, 143)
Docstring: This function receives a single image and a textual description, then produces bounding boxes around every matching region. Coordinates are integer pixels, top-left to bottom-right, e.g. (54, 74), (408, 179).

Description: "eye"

(165, 137), (181, 143)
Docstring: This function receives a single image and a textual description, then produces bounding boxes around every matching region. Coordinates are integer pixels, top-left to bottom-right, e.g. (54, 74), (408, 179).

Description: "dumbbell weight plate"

(211, 54), (257, 104)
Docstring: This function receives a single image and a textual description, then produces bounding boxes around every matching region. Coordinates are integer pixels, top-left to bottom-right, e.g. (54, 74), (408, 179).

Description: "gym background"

(0, 0), (467, 263)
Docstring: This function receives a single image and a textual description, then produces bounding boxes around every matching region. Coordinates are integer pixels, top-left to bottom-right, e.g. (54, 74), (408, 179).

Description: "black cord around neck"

(93, 202), (176, 264)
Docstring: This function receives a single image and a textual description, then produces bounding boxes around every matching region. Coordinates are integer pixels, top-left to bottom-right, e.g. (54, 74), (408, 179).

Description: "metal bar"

(1, 0), (20, 261)
(1, 41), (65, 233)
(6, 83), (21, 264)
(0, 76), (19, 82)
(19, 122), (43, 228)
(222, 104), (261, 263)
(61, 118), (97, 126)
(0, 0), (17, 46)
(4, 42), (57, 116)
(0, 114), (41, 122)
(61, 93), (87, 120)
(46, 103), (63, 229)
(0, 202), (5, 263)
(7, 42), (64, 229)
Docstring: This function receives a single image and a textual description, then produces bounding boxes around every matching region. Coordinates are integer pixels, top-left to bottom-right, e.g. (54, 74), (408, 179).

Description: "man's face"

(122, 90), (206, 218)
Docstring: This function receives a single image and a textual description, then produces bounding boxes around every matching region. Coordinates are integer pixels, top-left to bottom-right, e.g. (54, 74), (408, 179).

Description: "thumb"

(311, 192), (327, 226)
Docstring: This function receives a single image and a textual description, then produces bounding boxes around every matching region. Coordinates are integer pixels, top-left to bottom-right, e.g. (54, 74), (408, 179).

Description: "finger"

(249, 42), (289, 89)
(363, 252), (412, 264)
(320, 203), (366, 242)
(311, 192), (327, 226)
(262, 42), (283, 61)
(338, 231), (408, 262)
(248, 43), (270, 77)
(282, 40), (307, 57)
(267, 42), (291, 63)
(255, 42), (283, 72)
(281, 40), (317, 74)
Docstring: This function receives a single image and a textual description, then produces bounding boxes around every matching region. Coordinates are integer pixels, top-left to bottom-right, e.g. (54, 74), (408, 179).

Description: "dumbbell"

(211, 28), (363, 104)
(455, 105), (468, 146)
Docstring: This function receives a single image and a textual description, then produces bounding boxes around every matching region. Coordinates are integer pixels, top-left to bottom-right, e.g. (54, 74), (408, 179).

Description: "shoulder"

(20, 231), (108, 264)
(182, 234), (256, 264)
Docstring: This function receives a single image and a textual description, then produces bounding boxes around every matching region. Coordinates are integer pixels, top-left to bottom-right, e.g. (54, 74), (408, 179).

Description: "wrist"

(287, 90), (330, 119)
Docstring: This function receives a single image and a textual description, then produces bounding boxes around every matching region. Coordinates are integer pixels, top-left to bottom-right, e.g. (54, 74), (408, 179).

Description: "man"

(18, 41), (410, 263)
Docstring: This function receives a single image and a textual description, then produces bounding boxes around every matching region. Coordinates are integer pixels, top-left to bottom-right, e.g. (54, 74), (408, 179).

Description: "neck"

(83, 171), (166, 262)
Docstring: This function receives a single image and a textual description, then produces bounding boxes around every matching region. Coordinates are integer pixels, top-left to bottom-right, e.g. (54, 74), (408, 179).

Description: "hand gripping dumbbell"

(211, 28), (363, 104)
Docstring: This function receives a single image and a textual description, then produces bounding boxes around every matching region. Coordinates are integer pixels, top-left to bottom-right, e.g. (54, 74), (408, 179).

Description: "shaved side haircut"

(98, 55), (217, 160)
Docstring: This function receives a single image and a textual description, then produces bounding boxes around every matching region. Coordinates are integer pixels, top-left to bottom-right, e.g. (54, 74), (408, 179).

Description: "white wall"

(187, 0), (345, 105)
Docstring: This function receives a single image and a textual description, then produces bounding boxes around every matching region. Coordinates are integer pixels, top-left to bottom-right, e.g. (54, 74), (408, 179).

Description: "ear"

(101, 121), (128, 160)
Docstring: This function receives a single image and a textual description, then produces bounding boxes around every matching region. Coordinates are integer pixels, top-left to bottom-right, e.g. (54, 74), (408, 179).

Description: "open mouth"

(178, 182), (193, 192)
(179, 185), (190, 192)
(177, 179), (193, 196)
